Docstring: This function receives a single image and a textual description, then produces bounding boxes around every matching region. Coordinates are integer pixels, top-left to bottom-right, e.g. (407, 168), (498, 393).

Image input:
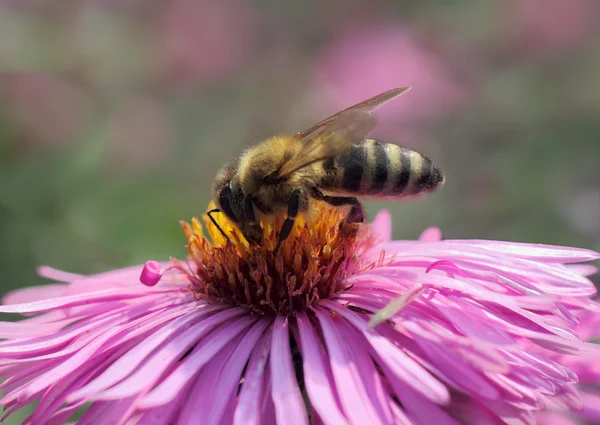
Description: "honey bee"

(210, 87), (445, 253)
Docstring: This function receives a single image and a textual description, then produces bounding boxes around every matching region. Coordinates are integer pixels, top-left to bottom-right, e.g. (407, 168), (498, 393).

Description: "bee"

(210, 87), (444, 253)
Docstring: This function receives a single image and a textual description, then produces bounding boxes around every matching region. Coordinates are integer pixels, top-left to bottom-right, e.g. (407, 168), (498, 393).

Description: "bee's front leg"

(274, 189), (306, 255)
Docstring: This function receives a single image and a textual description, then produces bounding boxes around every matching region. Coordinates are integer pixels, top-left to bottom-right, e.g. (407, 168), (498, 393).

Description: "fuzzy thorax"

(178, 201), (374, 315)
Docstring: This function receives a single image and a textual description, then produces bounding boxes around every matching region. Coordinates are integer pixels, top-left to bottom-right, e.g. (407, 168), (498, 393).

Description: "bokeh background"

(1, 0), (600, 310)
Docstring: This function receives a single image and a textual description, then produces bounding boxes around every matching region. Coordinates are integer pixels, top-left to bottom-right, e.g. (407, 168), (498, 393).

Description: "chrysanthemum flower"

(1, 203), (599, 425)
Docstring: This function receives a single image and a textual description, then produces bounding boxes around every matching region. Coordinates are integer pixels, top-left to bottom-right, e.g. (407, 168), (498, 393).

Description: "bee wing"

(276, 87), (410, 179)
(296, 87), (411, 141)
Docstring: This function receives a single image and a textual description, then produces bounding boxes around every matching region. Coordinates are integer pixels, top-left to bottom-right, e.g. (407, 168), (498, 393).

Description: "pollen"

(177, 202), (375, 315)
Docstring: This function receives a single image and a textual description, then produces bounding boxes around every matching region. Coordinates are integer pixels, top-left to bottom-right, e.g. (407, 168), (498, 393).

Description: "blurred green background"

(1, 0), (599, 293)
(0, 1), (599, 422)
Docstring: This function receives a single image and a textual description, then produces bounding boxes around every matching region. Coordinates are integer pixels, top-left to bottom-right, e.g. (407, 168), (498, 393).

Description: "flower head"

(0, 204), (599, 425)
(175, 202), (374, 315)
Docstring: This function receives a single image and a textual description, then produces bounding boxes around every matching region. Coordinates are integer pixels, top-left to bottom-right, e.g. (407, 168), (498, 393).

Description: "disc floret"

(179, 202), (374, 314)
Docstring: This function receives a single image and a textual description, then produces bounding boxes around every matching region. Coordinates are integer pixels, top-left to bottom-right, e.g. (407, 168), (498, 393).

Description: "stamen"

(177, 202), (376, 314)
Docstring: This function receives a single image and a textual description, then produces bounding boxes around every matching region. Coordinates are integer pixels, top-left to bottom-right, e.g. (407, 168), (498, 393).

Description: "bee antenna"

(206, 208), (234, 246)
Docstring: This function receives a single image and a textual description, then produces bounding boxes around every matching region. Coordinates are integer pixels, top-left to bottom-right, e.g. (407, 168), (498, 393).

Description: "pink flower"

(313, 26), (464, 140)
(0, 205), (599, 425)
(158, 0), (257, 87)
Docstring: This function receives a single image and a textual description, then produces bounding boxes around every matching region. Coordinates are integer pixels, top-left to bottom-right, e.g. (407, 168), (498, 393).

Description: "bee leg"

(274, 189), (303, 256)
(311, 188), (364, 224)
(206, 208), (231, 243)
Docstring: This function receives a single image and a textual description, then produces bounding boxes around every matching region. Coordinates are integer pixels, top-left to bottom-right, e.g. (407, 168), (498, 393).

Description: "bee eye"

(243, 196), (256, 221)
(219, 183), (237, 221)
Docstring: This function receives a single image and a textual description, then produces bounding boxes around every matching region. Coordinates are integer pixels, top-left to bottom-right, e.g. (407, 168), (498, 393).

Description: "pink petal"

(139, 314), (255, 407)
(371, 209), (392, 242)
(179, 319), (271, 425)
(31, 344), (130, 424)
(390, 401), (415, 425)
(90, 307), (244, 401)
(2, 284), (68, 306)
(384, 373), (460, 425)
(68, 303), (207, 401)
(260, 367), (278, 425)
(36, 266), (84, 283)
(233, 328), (273, 425)
(419, 227), (442, 242)
(0, 297), (189, 358)
(7, 321), (121, 403)
(314, 306), (390, 425)
(407, 330), (500, 401)
(270, 315), (309, 425)
(0, 286), (184, 314)
(296, 312), (349, 425)
(86, 397), (138, 425)
(579, 391), (600, 422)
(177, 337), (240, 425)
(435, 298), (517, 346)
(336, 322), (394, 423)
(0, 317), (74, 339)
(70, 400), (113, 425)
(534, 411), (577, 425)
(136, 386), (191, 425)
(565, 264), (598, 276)
(443, 240), (600, 263)
(324, 301), (449, 405)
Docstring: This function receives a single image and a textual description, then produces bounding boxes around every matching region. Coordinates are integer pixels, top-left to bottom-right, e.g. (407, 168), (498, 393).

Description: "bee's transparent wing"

(296, 87), (410, 141)
(276, 87), (410, 179)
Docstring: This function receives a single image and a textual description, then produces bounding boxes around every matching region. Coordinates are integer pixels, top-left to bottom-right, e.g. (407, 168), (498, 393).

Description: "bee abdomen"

(382, 142), (445, 196)
(322, 139), (444, 197)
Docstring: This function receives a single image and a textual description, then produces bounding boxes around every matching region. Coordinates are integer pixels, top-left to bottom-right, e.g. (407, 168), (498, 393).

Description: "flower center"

(178, 202), (374, 315)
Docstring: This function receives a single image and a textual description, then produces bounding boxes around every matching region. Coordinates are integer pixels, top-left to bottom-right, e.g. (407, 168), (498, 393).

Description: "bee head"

(215, 176), (264, 245)
(216, 177), (244, 225)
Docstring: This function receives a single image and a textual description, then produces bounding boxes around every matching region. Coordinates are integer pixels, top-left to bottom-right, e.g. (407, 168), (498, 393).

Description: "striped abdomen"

(319, 139), (444, 197)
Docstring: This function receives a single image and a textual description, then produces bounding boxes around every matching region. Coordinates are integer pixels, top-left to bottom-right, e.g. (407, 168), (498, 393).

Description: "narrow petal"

(2, 284), (68, 305)
(385, 375), (460, 425)
(443, 240), (600, 263)
(36, 266), (84, 283)
(0, 317), (74, 339)
(371, 209), (392, 242)
(0, 286), (184, 314)
(314, 307), (389, 425)
(324, 301), (450, 405)
(565, 264), (598, 277)
(270, 315), (309, 425)
(178, 319), (272, 425)
(177, 337), (239, 425)
(233, 328), (273, 425)
(133, 380), (192, 425)
(296, 312), (349, 425)
(419, 227), (442, 242)
(94, 308), (246, 401)
(139, 314), (255, 407)
(69, 302), (208, 401)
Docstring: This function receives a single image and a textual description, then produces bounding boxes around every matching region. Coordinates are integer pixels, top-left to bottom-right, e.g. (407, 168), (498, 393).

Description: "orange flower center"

(178, 201), (375, 315)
